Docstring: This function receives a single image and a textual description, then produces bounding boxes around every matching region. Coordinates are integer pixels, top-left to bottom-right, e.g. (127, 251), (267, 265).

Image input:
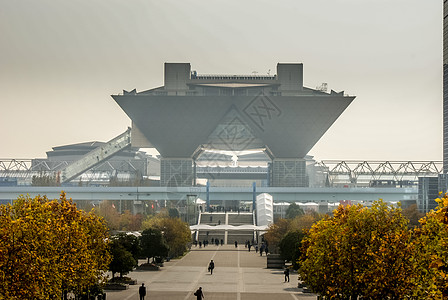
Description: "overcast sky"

(0, 0), (442, 162)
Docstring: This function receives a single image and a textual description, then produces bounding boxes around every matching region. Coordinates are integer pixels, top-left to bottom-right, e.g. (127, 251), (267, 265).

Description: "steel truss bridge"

(0, 159), (442, 187)
(317, 161), (443, 187)
(0, 158), (146, 184)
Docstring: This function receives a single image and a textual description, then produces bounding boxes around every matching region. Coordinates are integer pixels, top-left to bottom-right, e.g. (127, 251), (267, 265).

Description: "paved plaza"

(105, 244), (317, 300)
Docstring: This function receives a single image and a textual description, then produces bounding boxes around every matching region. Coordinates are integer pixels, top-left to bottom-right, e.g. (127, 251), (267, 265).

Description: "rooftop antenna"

(316, 83), (328, 93)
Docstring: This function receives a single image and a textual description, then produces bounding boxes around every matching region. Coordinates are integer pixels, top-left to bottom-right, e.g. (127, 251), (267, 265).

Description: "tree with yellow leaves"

(264, 218), (291, 253)
(299, 200), (415, 299)
(0, 193), (111, 299)
(411, 193), (448, 299)
(142, 213), (191, 258)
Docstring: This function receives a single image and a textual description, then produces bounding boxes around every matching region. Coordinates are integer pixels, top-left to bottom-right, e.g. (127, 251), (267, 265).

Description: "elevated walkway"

(60, 128), (132, 183)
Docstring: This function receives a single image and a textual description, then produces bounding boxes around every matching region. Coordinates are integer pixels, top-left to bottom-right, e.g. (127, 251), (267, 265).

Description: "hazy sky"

(0, 0), (442, 162)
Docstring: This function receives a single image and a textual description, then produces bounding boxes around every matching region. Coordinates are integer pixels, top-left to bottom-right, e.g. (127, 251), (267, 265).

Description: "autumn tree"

(94, 200), (121, 230)
(0, 193), (111, 299)
(299, 200), (415, 299)
(411, 193), (448, 298)
(402, 203), (425, 229)
(289, 213), (322, 232)
(142, 214), (191, 258)
(263, 218), (290, 253)
(93, 201), (144, 231)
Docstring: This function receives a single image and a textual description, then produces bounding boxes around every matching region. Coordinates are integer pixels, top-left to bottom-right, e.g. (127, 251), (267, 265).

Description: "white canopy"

(195, 198), (206, 204)
(190, 224), (269, 231)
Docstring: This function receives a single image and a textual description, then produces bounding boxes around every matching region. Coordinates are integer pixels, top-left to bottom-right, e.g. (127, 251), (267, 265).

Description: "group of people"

(139, 282), (205, 299)
(137, 257), (289, 300)
(244, 240), (269, 256)
(139, 282), (205, 300)
(193, 238), (224, 248)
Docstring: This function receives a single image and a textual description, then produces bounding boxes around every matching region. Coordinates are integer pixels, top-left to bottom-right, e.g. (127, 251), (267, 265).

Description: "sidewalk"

(105, 244), (317, 300)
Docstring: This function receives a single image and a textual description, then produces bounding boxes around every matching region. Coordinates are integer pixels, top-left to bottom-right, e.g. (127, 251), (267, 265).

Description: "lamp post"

(119, 194), (122, 214)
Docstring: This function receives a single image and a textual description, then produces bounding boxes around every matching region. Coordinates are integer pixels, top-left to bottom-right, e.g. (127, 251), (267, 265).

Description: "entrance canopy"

(190, 224), (268, 231)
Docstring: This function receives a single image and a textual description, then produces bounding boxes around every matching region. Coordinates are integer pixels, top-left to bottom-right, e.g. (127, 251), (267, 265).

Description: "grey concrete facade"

(112, 63), (354, 187)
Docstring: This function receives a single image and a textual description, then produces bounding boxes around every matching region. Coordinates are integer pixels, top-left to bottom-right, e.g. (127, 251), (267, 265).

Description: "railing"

(317, 160), (443, 187)
(191, 74), (276, 80)
(197, 166), (267, 174)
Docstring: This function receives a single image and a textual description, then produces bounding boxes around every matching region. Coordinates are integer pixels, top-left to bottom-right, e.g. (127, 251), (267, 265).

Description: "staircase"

(195, 212), (255, 245)
(61, 128), (132, 183)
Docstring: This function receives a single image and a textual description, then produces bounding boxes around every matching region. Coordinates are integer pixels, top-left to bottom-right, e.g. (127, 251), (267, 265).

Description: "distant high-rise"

(444, 0), (448, 171)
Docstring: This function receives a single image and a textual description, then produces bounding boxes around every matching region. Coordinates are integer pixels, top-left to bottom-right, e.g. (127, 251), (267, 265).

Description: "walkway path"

(105, 244), (317, 300)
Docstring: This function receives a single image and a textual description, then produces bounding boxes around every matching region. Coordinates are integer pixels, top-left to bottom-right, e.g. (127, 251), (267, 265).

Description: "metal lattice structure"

(317, 161), (443, 187)
(0, 159), (442, 187)
(0, 158), (146, 184)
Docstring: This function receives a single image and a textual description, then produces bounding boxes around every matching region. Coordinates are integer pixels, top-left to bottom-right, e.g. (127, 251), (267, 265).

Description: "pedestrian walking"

(284, 268), (290, 282)
(139, 283), (146, 300)
(248, 243), (251, 252)
(208, 259), (215, 275)
(234, 241), (238, 248)
(194, 287), (204, 299)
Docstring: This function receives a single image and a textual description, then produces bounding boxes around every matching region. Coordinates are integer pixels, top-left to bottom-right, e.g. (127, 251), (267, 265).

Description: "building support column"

(160, 158), (194, 187)
(270, 158), (308, 187)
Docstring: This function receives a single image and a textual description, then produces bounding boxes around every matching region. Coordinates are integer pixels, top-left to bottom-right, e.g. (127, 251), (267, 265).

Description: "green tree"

(278, 230), (306, 270)
(31, 173), (60, 186)
(168, 208), (180, 218)
(285, 202), (304, 219)
(299, 200), (415, 299)
(112, 233), (141, 267)
(140, 228), (169, 263)
(109, 240), (136, 278)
